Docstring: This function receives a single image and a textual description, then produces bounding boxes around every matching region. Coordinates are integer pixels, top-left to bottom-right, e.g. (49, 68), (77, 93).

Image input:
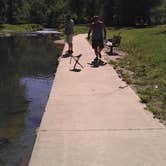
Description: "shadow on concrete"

(70, 68), (82, 72)
(88, 58), (107, 68)
(105, 51), (119, 56)
(62, 51), (71, 58)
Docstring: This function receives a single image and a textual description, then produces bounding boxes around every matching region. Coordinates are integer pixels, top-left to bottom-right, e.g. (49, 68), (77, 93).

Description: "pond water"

(0, 35), (63, 166)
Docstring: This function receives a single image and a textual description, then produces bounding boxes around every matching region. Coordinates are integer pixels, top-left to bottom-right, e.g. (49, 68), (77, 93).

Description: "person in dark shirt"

(88, 16), (106, 60)
(65, 15), (74, 54)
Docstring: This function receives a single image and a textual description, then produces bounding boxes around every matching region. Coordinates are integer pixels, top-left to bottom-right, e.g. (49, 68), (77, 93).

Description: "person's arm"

(88, 25), (92, 40)
(103, 24), (107, 40)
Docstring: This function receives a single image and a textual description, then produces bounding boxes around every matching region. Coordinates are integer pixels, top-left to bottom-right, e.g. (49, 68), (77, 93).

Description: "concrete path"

(29, 34), (166, 166)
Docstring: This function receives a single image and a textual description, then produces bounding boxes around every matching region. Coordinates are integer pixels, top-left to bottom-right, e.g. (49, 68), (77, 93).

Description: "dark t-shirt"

(91, 21), (105, 40)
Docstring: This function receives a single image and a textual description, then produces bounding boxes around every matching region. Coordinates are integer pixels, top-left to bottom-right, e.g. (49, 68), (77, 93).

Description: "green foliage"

(29, 0), (47, 24)
(74, 25), (89, 35)
(7, 0), (30, 24)
(150, 0), (166, 24)
(29, 0), (67, 27)
(0, 0), (165, 26)
(115, 0), (163, 25)
(0, 0), (8, 22)
(108, 25), (166, 119)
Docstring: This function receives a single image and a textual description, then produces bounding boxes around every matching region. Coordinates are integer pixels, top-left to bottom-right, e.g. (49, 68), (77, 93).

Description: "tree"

(150, 0), (166, 24)
(0, 0), (164, 26)
(7, 0), (30, 24)
(0, 0), (7, 22)
(29, 0), (67, 27)
(29, 0), (47, 24)
(67, 0), (86, 22)
(116, 0), (163, 25)
(45, 0), (67, 27)
(100, 0), (115, 25)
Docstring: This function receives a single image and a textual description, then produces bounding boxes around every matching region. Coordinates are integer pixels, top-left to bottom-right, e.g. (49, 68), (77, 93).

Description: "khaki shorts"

(66, 34), (73, 44)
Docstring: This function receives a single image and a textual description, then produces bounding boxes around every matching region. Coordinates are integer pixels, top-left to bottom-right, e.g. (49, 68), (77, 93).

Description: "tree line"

(0, 0), (165, 26)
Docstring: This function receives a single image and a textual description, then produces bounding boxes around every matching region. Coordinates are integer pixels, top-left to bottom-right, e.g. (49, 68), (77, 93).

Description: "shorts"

(66, 34), (73, 44)
(92, 39), (104, 49)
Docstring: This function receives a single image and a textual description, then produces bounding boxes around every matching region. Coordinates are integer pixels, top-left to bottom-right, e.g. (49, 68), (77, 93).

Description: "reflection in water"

(0, 35), (62, 165)
(21, 77), (53, 129)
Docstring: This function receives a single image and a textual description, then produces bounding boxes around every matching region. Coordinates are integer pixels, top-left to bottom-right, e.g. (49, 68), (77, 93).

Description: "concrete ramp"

(29, 34), (166, 166)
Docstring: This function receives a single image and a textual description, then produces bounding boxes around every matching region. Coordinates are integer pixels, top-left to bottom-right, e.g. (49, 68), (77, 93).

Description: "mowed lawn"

(107, 25), (166, 120)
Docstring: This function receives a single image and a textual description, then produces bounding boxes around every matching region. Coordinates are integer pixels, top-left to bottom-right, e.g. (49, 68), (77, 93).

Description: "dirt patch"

(103, 47), (126, 62)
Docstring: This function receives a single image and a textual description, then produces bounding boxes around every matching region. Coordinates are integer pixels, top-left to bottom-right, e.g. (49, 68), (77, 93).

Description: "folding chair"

(70, 54), (84, 70)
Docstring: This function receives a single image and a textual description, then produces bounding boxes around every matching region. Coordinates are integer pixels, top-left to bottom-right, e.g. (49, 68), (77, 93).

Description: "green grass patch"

(107, 25), (166, 120)
(74, 24), (89, 35)
(60, 24), (88, 39)
(0, 24), (42, 34)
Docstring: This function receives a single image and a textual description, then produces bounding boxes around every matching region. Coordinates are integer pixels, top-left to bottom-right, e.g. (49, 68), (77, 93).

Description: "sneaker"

(68, 50), (73, 54)
(94, 57), (98, 61)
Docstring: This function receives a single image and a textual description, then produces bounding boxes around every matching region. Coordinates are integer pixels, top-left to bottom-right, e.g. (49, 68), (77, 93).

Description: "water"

(0, 35), (63, 165)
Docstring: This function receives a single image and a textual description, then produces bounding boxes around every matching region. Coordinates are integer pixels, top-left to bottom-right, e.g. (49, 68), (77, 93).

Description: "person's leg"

(66, 35), (70, 52)
(92, 40), (99, 60)
(67, 35), (73, 53)
(98, 39), (104, 58)
(69, 34), (73, 53)
(98, 48), (103, 58)
(67, 43), (70, 51)
(94, 48), (99, 60)
(69, 42), (73, 52)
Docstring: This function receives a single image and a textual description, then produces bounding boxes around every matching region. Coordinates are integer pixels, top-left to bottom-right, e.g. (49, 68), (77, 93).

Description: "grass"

(107, 25), (166, 120)
(0, 24), (42, 34)
(74, 24), (89, 35)
(60, 24), (89, 39)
